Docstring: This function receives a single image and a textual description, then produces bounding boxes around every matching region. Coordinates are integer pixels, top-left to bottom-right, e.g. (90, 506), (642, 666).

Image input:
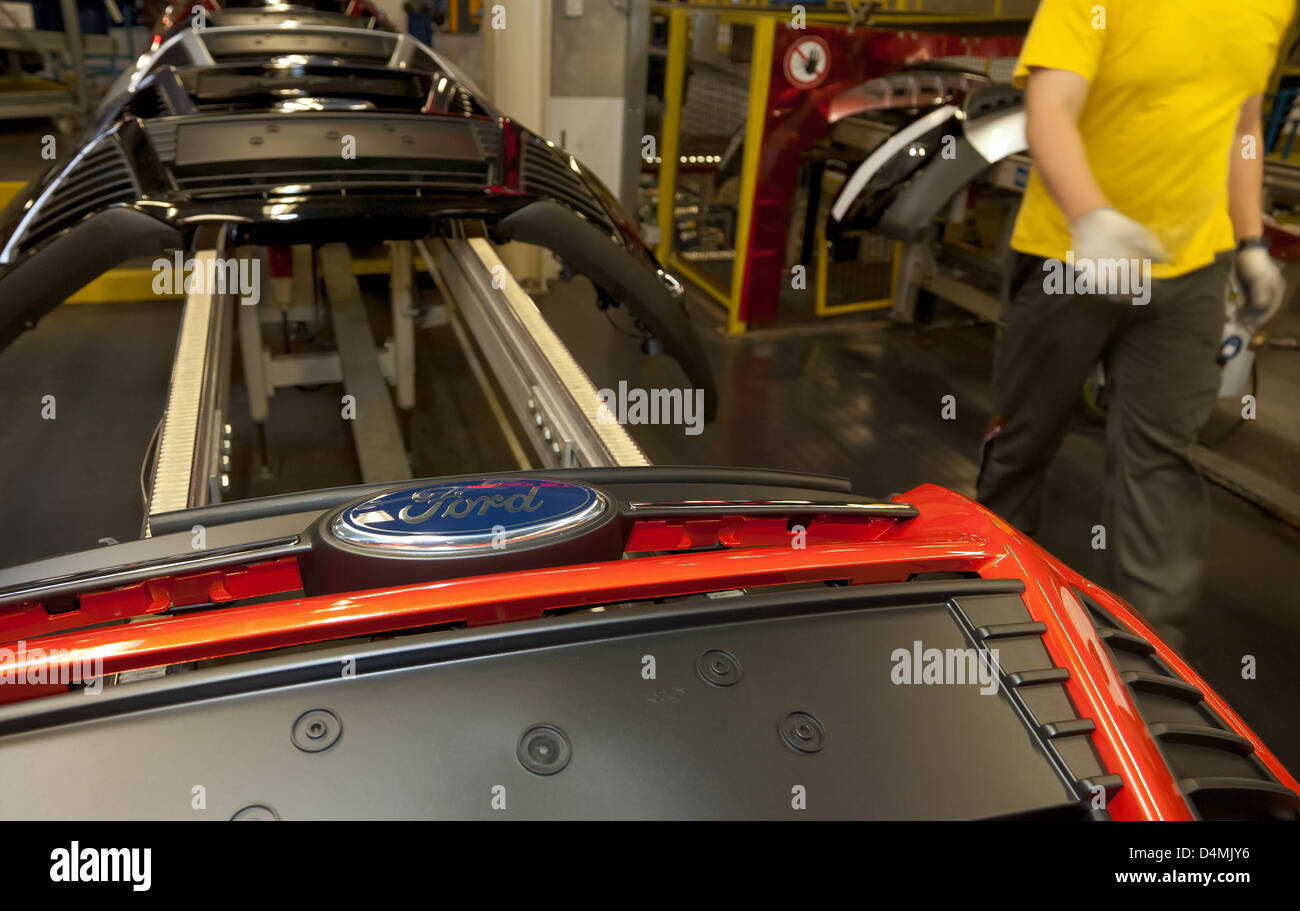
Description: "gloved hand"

(1069, 207), (1170, 266)
(1235, 245), (1286, 332)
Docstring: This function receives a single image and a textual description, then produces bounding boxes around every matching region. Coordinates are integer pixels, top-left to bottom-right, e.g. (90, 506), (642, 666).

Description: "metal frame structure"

(420, 236), (649, 470)
(813, 218), (900, 316)
(0, 20), (717, 420)
(0, 11), (684, 526)
(146, 230), (651, 526)
(649, 2), (1028, 332)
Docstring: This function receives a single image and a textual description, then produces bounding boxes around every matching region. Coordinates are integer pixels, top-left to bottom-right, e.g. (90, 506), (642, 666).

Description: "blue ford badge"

(329, 479), (609, 555)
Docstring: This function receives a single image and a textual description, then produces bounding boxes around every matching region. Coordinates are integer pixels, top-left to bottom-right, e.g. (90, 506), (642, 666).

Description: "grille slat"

(519, 142), (613, 235)
(1148, 722), (1254, 755)
(18, 137), (138, 252)
(38, 181), (135, 227)
(1121, 670), (1203, 703)
(519, 174), (609, 224)
(175, 167), (488, 199)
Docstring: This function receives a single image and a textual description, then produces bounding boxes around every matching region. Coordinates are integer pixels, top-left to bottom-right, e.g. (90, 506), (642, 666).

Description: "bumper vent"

(173, 168), (489, 198)
(146, 115), (497, 200)
(16, 136), (138, 254)
(1080, 590), (1300, 820)
(519, 141), (614, 236)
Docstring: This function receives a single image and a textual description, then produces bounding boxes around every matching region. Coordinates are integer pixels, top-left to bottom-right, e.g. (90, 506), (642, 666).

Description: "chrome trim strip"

(130, 24), (374, 95)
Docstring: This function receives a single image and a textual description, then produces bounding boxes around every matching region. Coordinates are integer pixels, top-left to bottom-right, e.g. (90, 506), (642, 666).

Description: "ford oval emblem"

(329, 479), (609, 556)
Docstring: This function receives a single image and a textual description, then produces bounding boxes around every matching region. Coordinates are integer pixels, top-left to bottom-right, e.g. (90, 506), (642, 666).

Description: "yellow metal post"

(656, 7), (689, 263)
(726, 14), (775, 333)
(815, 217), (829, 315)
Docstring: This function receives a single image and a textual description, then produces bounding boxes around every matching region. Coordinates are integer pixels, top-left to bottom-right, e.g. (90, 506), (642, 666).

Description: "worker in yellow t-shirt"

(976, 0), (1294, 649)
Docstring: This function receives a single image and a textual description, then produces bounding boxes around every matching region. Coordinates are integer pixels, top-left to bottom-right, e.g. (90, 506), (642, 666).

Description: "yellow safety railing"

(653, 6), (778, 333)
(814, 225), (900, 317)
(723, 15), (775, 333)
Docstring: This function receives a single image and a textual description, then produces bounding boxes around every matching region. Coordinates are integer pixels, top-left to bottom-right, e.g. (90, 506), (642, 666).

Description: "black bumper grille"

(15, 137), (138, 254)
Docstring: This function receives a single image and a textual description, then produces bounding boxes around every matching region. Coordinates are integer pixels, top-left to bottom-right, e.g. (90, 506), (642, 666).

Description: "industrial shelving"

(0, 1), (117, 128)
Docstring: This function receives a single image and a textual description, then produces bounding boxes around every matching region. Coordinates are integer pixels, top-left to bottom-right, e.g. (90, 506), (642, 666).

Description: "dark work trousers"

(976, 252), (1231, 649)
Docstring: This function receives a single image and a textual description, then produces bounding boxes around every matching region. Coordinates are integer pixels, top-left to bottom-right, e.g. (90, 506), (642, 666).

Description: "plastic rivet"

(697, 649), (742, 687)
(291, 708), (342, 753)
(517, 724), (571, 775)
(779, 712), (825, 754)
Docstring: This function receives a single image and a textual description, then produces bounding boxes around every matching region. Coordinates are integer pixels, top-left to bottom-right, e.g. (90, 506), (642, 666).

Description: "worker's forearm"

(1228, 120), (1265, 241)
(1024, 99), (1109, 223)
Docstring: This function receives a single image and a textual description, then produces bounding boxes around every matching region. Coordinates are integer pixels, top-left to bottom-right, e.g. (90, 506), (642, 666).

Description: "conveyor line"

(147, 246), (234, 532)
(147, 233), (647, 530)
(417, 235), (650, 470)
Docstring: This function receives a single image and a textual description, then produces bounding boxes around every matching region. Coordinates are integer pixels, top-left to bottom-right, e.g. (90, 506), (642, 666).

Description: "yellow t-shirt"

(1010, 0), (1294, 278)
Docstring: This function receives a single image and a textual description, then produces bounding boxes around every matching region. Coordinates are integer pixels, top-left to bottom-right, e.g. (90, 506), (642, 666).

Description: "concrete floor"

(1, 274), (1295, 776)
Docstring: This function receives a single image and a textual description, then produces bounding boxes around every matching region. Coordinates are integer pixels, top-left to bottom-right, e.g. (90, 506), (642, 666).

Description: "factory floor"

(0, 260), (1296, 779)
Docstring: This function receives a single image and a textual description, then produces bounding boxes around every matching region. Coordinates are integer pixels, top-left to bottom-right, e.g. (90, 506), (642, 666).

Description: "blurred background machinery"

(0, 0), (138, 131)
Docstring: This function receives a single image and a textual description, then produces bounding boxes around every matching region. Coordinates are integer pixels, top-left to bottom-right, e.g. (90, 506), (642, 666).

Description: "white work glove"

(1069, 207), (1170, 266)
(1235, 244), (1286, 332)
